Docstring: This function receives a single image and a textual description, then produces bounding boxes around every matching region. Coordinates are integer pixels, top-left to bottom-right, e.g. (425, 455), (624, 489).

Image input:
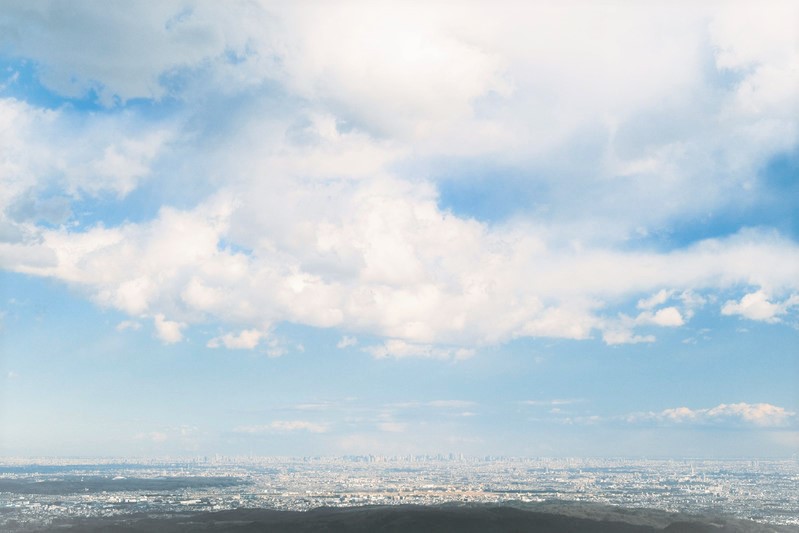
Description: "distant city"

(2, 456), (797, 531)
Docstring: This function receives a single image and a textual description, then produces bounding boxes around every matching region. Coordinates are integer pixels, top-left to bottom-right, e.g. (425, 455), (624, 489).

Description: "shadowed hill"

(23, 503), (798, 533)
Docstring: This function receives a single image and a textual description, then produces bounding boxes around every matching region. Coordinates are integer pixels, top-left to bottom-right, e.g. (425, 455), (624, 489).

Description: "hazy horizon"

(1, 1), (798, 460)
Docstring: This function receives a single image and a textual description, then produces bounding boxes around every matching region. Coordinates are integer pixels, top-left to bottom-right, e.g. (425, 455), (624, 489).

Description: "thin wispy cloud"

(624, 403), (796, 428)
(235, 421), (330, 434)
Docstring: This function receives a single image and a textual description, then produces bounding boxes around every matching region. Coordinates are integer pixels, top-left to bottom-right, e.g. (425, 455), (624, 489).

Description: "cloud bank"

(1, 1), (797, 354)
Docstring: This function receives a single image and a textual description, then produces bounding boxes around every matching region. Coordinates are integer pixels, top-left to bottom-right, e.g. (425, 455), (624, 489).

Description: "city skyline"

(1, 1), (798, 458)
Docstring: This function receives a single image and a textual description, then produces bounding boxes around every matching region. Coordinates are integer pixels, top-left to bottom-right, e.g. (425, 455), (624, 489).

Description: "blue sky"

(1, 1), (798, 458)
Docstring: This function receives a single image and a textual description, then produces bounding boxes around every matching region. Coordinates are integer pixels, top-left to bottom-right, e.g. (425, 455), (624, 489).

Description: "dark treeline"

(18, 503), (798, 533)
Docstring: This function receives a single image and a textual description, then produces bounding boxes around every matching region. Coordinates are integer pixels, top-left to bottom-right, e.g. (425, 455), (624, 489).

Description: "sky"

(0, 1), (798, 459)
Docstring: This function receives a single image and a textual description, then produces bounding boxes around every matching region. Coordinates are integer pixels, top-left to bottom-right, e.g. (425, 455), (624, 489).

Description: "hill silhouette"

(21, 502), (798, 533)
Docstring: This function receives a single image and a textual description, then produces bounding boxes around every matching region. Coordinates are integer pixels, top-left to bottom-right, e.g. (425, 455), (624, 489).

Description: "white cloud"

(604, 297), (699, 344)
(0, 98), (170, 212)
(153, 313), (184, 344)
(522, 399), (581, 407)
(2, 2), (799, 353)
(637, 289), (673, 310)
(115, 320), (141, 332)
(207, 328), (263, 350)
(602, 330), (656, 346)
(264, 336), (288, 358)
(635, 306), (685, 327)
(628, 402), (795, 428)
(7, 185), (799, 349)
(336, 335), (358, 349)
(276, 3), (509, 140)
(77, 135), (168, 197)
(364, 339), (475, 360)
(6, 370), (18, 379)
(235, 421), (329, 434)
(677, 290), (706, 311)
(705, 403), (794, 426)
(3, 2), (794, 178)
(428, 400), (475, 409)
(0, 3), (262, 104)
(721, 290), (798, 323)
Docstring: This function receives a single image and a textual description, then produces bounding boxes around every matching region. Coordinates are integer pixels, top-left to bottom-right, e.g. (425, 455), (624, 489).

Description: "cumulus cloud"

(627, 402), (795, 428)
(721, 291), (799, 323)
(207, 328), (263, 350)
(0, 2), (274, 104)
(1, 1), (798, 355)
(635, 307), (685, 327)
(603, 296), (703, 344)
(602, 330), (656, 346)
(0, 98), (170, 210)
(637, 289), (673, 310)
(153, 313), (184, 344)
(0, 96), (174, 284)
(7, 187), (799, 350)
